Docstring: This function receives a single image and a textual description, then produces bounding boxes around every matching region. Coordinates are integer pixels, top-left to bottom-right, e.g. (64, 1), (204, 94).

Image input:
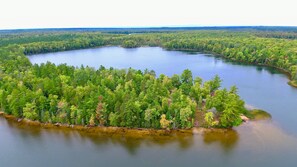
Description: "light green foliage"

(0, 90), (4, 109)
(180, 107), (193, 128)
(204, 112), (217, 127)
(219, 93), (243, 128)
(180, 69), (193, 95)
(23, 102), (38, 120)
(109, 112), (118, 127)
(43, 111), (50, 123)
(229, 85), (237, 93)
(290, 65), (297, 80)
(59, 75), (70, 85)
(207, 87), (245, 128)
(144, 108), (154, 124)
(171, 74), (181, 88)
(210, 75), (222, 92)
(122, 40), (138, 48)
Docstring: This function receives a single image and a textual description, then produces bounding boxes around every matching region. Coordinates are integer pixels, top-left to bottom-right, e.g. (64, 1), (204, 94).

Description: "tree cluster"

(2, 29), (296, 129)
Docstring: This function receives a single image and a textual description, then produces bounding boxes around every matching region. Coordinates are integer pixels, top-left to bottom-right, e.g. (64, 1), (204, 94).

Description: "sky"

(1, 0), (296, 29)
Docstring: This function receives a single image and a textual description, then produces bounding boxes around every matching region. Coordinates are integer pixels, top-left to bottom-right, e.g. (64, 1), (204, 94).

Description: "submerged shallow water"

(1, 46), (296, 167)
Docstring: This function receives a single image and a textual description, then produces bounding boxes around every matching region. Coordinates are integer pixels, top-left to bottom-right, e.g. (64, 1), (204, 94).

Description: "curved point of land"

(288, 81), (297, 88)
(249, 109), (272, 121)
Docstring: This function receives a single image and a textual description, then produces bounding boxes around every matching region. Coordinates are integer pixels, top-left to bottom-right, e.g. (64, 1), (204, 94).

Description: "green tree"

(23, 102), (38, 120)
(204, 112), (217, 127)
(180, 107), (193, 128)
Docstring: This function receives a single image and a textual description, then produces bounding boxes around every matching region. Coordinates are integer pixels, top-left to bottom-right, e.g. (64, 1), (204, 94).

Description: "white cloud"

(0, 0), (296, 29)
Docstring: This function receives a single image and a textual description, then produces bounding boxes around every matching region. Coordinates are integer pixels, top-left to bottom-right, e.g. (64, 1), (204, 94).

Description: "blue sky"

(1, 0), (296, 29)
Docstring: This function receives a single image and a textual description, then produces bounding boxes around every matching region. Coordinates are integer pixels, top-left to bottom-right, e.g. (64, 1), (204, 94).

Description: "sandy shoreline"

(0, 112), (235, 137)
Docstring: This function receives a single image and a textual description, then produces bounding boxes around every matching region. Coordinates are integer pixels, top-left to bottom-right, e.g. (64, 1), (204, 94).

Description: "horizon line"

(1, 25), (297, 31)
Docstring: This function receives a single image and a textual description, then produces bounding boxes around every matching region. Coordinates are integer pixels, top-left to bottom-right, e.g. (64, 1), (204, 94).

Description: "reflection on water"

(202, 129), (239, 153)
(212, 56), (282, 76)
(1, 116), (297, 167)
(2, 117), (238, 154)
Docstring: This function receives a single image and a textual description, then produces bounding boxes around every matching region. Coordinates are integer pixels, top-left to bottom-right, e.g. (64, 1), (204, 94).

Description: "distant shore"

(165, 48), (297, 89)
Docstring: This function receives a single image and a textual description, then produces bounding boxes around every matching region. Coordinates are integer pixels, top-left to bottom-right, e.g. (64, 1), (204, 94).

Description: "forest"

(0, 28), (297, 129)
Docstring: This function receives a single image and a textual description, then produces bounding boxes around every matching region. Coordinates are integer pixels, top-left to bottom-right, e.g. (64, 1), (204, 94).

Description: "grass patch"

(288, 80), (297, 88)
(250, 109), (271, 120)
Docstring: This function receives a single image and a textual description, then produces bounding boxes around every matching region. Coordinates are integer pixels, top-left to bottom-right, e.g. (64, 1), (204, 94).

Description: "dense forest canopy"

(0, 27), (297, 129)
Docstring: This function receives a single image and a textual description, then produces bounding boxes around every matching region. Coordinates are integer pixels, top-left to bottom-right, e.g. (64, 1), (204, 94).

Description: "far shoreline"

(165, 48), (297, 88)
(28, 46), (297, 89)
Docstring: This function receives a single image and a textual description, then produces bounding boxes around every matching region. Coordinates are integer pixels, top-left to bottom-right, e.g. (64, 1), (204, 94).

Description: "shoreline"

(0, 109), (269, 136)
(288, 81), (297, 88)
(164, 48), (297, 88)
(0, 112), (234, 137)
(26, 45), (297, 88)
(0, 108), (271, 137)
(0, 109), (271, 137)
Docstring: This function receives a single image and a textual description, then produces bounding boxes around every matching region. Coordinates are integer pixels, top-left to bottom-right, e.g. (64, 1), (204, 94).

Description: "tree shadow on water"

(79, 131), (195, 155)
(202, 129), (239, 153)
(5, 118), (43, 139)
(2, 118), (196, 155)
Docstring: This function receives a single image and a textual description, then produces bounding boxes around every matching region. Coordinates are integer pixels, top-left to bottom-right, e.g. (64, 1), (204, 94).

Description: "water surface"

(1, 46), (296, 167)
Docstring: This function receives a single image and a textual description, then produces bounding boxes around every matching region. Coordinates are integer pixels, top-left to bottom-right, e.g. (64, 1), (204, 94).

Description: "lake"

(1, 47), (296, 167)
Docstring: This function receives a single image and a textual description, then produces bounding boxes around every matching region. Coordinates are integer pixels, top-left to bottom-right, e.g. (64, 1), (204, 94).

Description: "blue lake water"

(1, 46), (296, 167)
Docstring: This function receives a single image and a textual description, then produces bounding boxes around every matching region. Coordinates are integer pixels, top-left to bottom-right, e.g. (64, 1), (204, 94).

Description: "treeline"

(254, 31), (297, 39)
(3, 30), (294, 82)
(162, 32), (297, 81)
(0, 32), (97, 47)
